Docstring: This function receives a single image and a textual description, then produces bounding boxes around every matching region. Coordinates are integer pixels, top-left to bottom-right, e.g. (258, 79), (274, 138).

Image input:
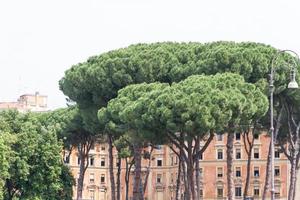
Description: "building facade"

(67, 132), (290, 200)
(0, 92), (48, 112)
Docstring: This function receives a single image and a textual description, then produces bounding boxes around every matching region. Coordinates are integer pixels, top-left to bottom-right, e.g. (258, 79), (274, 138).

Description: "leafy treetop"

(60, 41), (297, 109)
(99, 73), (268, 142)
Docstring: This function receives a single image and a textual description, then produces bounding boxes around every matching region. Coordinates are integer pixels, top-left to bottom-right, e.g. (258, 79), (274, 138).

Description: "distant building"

(0, 92), (48, 112)
(67, 132), (290, 200)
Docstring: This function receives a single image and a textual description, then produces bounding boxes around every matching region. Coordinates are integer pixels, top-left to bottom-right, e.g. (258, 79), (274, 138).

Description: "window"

(254, 167), (260, 177)
(156, 174), (162, 183)
(236, 149), (241, 159)
(217, 149), (223, 160)
(157, 159), (162, 167)
(217, 133), (223, 141)
(101, 158), (105, 167)
(175, 156), (178, 165)
(64, 155), (70, 164)
(254, 148), (260, 159)
(199, 189), (203, 198)
(275, 149), (280, 158)
(217, 188), (223, 197)
(170, 173), (174, 183)
(89, 189), (95, 200)
(116, 158), (120, 167)
(254, 188), (260, 196)
(236, 167), (241, 177)
(275, 166), (280, 176)
(90, 156), (94, 166)
(101, 146), (105, 151)
(235, 187), (242, 197)
(235, 133), (241, 140)
(101, 174), (105, 184)
(275, 185), (280, 198)
(254, 133), (259, 140)
(89, 173), (94, 183)
(217, 167), (223, 178)
(199, 153), (203, 160)
(170, 156), (174, 166)
(77, 157), (80, 165)
(199, 168), (203, 178)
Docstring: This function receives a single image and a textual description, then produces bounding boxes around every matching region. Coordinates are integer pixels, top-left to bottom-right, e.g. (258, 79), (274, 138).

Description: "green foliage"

(55, 165), (75, 200)
(0, 110), (74, 200)
(98, 83), (169, 143)
(60, 41), (297, 109)
(113, 135), (132, 159)
(156, 73), (267, 135)
(42, 106), (96, 149)
(0, 133), (15, 200)
(101, 73), (268, 142)
(179, 73), (269, 128)
(60, 41), (300, 149)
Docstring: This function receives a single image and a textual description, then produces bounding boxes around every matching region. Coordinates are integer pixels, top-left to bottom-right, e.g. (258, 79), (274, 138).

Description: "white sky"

(1, 0), (300, 109)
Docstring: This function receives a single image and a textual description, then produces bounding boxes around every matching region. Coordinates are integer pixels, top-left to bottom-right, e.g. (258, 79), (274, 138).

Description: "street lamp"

(269, 49), (299, 200)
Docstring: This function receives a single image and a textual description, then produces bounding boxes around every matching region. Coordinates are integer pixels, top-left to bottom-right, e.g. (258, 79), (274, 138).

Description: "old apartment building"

(0, 92), (48, 112)
(67, 132), (290, 200)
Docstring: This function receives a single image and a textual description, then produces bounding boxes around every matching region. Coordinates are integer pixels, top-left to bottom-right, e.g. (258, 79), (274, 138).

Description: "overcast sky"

(1, 0), (300, 109)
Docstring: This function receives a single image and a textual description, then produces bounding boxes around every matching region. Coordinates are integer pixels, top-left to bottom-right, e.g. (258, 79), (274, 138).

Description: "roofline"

(19, 94), (47, 97)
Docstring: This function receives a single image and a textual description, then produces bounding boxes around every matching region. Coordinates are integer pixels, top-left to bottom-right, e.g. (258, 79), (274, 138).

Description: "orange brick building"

(67, 132), (290, 200)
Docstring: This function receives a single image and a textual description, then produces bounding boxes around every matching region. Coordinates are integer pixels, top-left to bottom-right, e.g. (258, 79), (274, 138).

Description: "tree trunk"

(293, 176), (297, 200)
(77, 162), (84, 200)
(288, 158), (296, 200)
(125, 158), (129, 200)
(108, 135), (116, 200)
(242, 130), (254, 199)
(187, 139), (196, 200)
(116, 157), (122, 200)
(288, 156), (297, 200)
(76, 143), (89, 200)
(187, 160), (195, 200)
(195, 140), (201, 200)
(125, 157), (134, 200)
(226, 132), (234, 200)
(143, 146), (154, 193)
(281, 99), (300, 200)
(175, 154), (182, 200)
(168, 132), (214, 200)
(5, 180), (14, 200)
(182, 157), (189, 200)
(293, 152), (300, 200)
(262, 142), (272, 200)
(243, 147), (252, 199)
(293, 165), (300, 200)
(132, 144), (143, 200)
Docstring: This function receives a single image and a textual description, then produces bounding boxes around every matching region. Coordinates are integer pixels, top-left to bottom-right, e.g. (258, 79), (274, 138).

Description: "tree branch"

(193, 136), (200, 156)
(274, 106), (284, 139)
(169, 145), (180, 158)
(167, 132), (188, 151)
(282, 100), (295, 149)
(193, 132), (214, 160)
(243, 130), (250, 155)
(279, 143), (291, 161)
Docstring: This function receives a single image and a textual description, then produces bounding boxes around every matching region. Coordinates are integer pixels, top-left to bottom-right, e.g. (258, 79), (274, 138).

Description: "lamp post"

(269, 49), (299, 200)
